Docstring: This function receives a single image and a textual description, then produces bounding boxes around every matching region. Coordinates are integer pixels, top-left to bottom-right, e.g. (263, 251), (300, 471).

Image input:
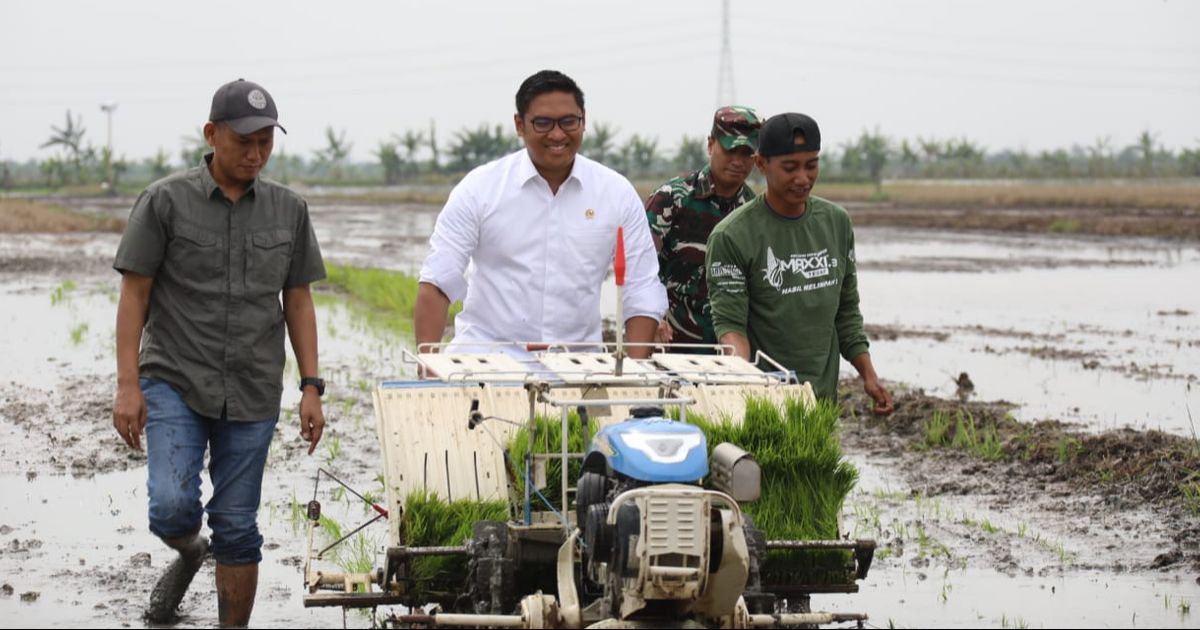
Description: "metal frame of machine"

(301, 341), (874, 628)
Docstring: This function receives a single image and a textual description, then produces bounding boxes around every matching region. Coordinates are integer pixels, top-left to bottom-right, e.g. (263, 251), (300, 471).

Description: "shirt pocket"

(564, 227), (615, 286)
(167, 221), (221, 287)
(247, 228), (294, 293)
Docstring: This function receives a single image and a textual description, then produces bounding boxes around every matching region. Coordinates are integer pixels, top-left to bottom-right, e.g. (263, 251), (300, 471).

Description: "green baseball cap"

(711, 105), (762, 151)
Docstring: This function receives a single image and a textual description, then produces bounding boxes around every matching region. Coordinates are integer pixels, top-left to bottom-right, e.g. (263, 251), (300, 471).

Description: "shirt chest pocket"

(247, 228), (293, 292)
(564, 227), (615, 284)
(168, 222), (221, 287)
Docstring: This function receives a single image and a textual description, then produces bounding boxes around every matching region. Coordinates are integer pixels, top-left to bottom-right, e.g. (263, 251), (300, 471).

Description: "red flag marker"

(614, 226), (626, 287)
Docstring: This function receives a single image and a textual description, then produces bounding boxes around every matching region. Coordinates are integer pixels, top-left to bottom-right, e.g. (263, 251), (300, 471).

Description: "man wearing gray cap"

(644, 106), (762, 350)
(112, 79), (327, 625)
(706, 112), (894, 415)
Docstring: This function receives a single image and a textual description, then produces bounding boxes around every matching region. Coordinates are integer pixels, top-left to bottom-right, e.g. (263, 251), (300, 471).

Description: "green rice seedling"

(50, 279), (76, 306)
(1180, 597), (1192, 615)
(1051, 541), (1075, 565)
(973, 421), (1004, 460)
(399, 490), (508, 600)
(321, 264), (464, 338)
(1180, 481), (1200, 516)
(324, 434), (343, 465)
(330, 530), (379, 585)
(691, 397), (859, 585)
(950, 410), (978, 451)
(69, 322), (88, 345)
(287, 496), (307, 534)
(980, 519), (999, 535)
(511, 396), (860, 586)
(692, 397), (857, 541)
(922, 411), (952, 447)
(507, 410), (588, 512)
(1056, 436), (1083, 465)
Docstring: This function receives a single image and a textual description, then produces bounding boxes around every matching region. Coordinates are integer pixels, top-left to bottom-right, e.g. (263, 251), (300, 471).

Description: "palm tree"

(854, 129), (892, 194)
(313, 126), (353, 181)
(582, 121), (618, 164)
(41, 110), (88, 184)
(624, 134), (659, 177)
(672, 135), (706, 174)
(375, 140), (402, 185)
(428, 120), (441, 173)
(399, 129), (425, 178)
(179, 127), (208, 168)
(1179, 142), (1200, 177)
(944, 137), (985, 178)
(146, 148), (172, 180)
(1087, 136), (1112, 178)
(1135, 129), (1158, 176)
(448, 124), (519, 172)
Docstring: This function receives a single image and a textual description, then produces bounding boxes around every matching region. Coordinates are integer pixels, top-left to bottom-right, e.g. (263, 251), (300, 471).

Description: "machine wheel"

(741, 518), (776, 615)
(465, 520), (516, 615)
(576, 472), (608, 527)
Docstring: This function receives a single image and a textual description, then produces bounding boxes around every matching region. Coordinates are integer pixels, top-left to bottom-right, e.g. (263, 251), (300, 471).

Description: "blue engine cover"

(589, 417), (708, 483)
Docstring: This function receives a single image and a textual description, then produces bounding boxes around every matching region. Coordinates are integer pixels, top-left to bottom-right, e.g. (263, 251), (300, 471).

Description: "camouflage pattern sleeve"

(643, 182), (676, 240)
(705, 228), (749, 339)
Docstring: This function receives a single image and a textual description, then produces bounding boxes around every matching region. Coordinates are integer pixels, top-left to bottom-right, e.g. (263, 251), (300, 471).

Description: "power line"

(716, 0), (736, 107)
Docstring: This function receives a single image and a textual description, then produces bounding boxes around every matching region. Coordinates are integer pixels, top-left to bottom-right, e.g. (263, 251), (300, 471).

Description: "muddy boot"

(145, 534), (209, 624)
(216, 562), (258, 627)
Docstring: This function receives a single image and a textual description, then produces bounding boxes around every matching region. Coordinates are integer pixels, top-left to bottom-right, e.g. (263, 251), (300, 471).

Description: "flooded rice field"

(0, 196), (1196, 627)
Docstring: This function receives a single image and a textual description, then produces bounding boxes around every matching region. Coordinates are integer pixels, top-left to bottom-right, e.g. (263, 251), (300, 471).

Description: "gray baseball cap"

(208, 79), (287, 135)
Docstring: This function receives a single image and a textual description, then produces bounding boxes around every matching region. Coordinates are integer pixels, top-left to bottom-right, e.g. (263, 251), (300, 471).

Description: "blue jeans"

(142, 377), (278, 565)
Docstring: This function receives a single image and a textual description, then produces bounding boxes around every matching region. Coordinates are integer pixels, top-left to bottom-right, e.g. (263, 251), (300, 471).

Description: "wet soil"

(1, 193), (1198, 626)
(838, 379), (1200, 575)
(844, 203), (1200, 240)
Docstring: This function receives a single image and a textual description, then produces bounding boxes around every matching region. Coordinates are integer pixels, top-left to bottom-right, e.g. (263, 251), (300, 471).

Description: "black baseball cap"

(209, 79), (287, 135)
(757, 112), (820, 157)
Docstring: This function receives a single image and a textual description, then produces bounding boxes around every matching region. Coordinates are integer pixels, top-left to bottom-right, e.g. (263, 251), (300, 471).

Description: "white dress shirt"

(419, 149), (667, 352)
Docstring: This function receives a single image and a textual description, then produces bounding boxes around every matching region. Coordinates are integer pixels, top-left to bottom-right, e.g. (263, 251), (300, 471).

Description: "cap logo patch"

(247, 89), (268, 110)
(585, 208), (595, 219)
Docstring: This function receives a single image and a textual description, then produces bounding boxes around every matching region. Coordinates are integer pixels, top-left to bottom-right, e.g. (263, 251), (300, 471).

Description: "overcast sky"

(2, 0), (1197, 164)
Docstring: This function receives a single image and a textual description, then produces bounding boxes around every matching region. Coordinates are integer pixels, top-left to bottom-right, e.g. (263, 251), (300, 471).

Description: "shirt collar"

(692, 165), (717, 200)
(200, 152), (258, 201)
(692, 164), (747, 201)
(517, 148), (584, 191)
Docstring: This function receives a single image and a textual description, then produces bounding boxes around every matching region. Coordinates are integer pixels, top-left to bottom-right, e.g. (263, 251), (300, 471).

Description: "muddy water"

(855, 228), (1200, 435)
(1, 199), (1197, 627)
(307, 200), (1200, 434)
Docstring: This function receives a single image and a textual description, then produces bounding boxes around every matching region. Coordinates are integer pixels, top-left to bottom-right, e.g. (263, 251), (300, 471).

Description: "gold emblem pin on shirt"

(585, 208), (595, 220)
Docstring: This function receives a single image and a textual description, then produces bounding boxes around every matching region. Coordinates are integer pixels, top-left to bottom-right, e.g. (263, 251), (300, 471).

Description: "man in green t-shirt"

(706, 112), (894, 414)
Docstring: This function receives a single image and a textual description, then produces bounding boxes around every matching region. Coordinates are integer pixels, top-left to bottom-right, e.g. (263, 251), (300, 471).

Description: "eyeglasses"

(529, 115), (583, 133)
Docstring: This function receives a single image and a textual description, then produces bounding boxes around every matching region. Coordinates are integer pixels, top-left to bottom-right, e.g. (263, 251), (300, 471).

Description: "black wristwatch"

(299, 377), (325, 397)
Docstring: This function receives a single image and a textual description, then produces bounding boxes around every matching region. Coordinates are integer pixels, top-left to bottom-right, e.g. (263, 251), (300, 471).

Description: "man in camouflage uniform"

(644, 106), (762, 350)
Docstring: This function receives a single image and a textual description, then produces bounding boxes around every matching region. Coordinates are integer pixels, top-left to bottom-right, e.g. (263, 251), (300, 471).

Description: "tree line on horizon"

(2, 109), (1199, 191)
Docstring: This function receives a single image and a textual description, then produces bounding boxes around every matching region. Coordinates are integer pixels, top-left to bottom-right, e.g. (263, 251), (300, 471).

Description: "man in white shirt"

(415, 70), (666, 358)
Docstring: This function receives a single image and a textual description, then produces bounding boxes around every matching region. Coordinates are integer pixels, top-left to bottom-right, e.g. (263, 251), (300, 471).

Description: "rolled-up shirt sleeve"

(619, 185), (667, 322)
(418, 184), (479, 303)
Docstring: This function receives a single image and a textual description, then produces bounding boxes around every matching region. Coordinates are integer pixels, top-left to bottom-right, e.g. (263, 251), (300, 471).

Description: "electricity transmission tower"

(716, 0), (736, 107)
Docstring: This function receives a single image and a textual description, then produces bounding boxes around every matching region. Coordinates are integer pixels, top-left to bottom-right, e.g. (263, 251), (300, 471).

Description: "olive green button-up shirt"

(113, 155), (326, 421)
